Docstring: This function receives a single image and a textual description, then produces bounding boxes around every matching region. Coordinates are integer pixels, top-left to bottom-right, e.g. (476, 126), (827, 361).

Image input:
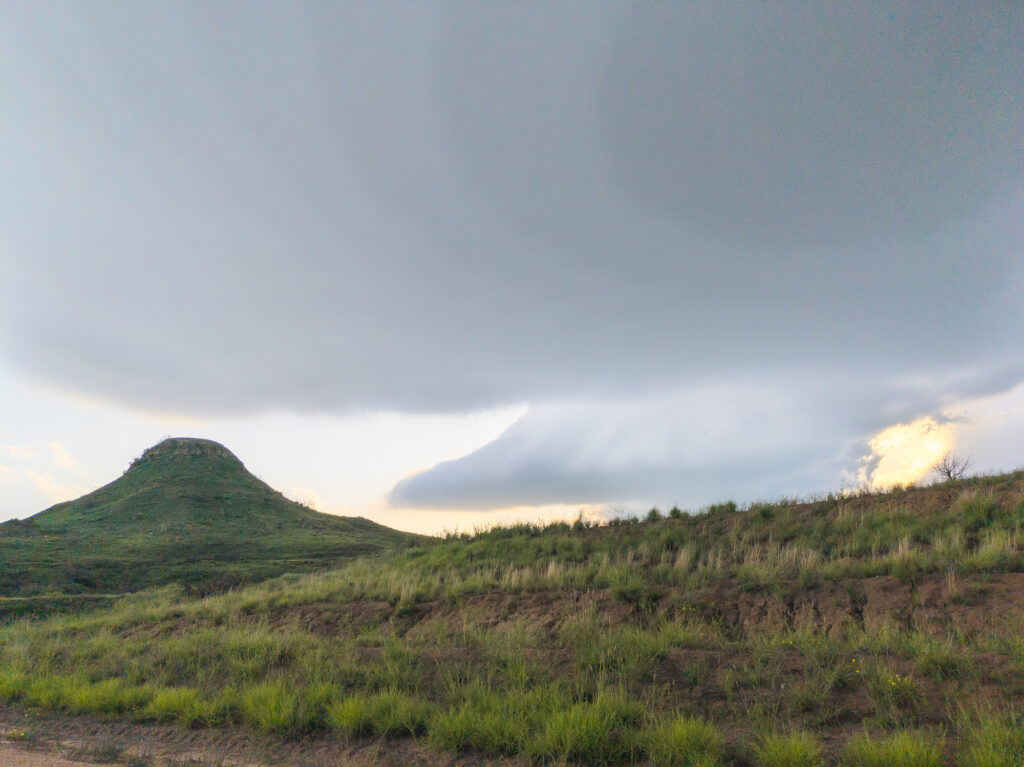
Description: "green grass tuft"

(754, 731), (823, 767)
(327, 689), (431, 738)
(645, 715), (726, 766)
(841, 730), (942, 767)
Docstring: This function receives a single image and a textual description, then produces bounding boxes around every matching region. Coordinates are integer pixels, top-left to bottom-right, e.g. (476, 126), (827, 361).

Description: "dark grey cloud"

(1, 2), (1022, 507)
(601, 3), (1024, 252)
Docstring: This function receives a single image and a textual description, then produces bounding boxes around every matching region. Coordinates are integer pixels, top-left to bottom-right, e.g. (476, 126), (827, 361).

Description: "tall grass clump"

(145, 687), (215, 727)
(63, 677), (153, 715)
(841, 730), (942, 767)
(865, 665), (923, 726)
(327, 689), (432, 738)
(754, 731), (823, 767)
(0, 669), (28, 702)
(430, 702), (529, 757)
(19, 674), (152, 716)
(238, 679), (331, 732)
(529, 692), (643, 765)
(957, 710), (1024, 767)
(428, 683), (552, 757)
(644, 715), (726, 767)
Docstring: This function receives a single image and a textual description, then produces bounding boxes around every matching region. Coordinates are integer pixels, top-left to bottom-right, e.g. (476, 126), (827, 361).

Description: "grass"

(754, 731), (823, 767)
(840, 730), (943, 767)
(955, 709), (1024, 766)
(645, 715), (726, 766)
(2, 471), (1024, 763)
(328, 689), (432, 738)
(530, 692), (643, 765)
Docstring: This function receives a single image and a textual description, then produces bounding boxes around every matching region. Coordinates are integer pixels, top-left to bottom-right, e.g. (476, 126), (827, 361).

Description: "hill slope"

(0, 438), (413, 597)
(2, 471), (1024, 765)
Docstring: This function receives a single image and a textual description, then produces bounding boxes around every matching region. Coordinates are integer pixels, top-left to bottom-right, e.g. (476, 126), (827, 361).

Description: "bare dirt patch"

(0, 742), (99, 767)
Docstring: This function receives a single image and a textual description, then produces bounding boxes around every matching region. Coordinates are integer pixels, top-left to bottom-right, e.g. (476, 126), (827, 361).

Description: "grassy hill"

(2, 471), (1024, 765)
(0, 438), (413, 599)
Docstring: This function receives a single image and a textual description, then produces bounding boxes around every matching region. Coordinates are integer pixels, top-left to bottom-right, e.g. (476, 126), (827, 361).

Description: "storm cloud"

(2, 2), (1022, 510)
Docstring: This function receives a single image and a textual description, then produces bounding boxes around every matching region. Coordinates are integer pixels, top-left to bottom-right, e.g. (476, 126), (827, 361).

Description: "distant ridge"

(0, 437), (414, 598)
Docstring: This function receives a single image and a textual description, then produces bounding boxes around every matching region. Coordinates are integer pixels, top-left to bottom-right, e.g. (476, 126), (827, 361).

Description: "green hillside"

(2, 472), (1024, 765)
(0, 438), (413, 598)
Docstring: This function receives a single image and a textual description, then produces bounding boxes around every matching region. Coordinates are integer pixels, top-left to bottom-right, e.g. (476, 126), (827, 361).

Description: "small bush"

(645, 715), (725, 766)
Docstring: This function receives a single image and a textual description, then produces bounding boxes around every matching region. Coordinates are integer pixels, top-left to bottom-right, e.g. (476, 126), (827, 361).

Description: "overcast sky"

(2, 2), (1022, 533)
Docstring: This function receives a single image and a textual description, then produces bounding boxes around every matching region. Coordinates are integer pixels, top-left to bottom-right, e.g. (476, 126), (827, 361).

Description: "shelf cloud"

(2, 2), (1022, 510)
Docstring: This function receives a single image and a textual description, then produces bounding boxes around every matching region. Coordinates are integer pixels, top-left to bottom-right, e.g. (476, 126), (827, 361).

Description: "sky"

(1, 2), (1022, 534)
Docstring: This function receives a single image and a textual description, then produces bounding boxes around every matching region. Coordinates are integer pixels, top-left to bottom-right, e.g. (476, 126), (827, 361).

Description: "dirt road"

(0, 742), (97, 767)
(0, 705), (494, 767)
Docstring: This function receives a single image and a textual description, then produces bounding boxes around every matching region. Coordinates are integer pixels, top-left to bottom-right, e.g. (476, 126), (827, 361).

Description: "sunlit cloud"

(366, 501), (605, 537)
(0, 464), (14, 484)
(5, 446), (36, 459)
(277, 485), (323, 511)
(858, 417), (953, 489)
(22, 470), (91, 504)
(48, 441), (76, 469)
